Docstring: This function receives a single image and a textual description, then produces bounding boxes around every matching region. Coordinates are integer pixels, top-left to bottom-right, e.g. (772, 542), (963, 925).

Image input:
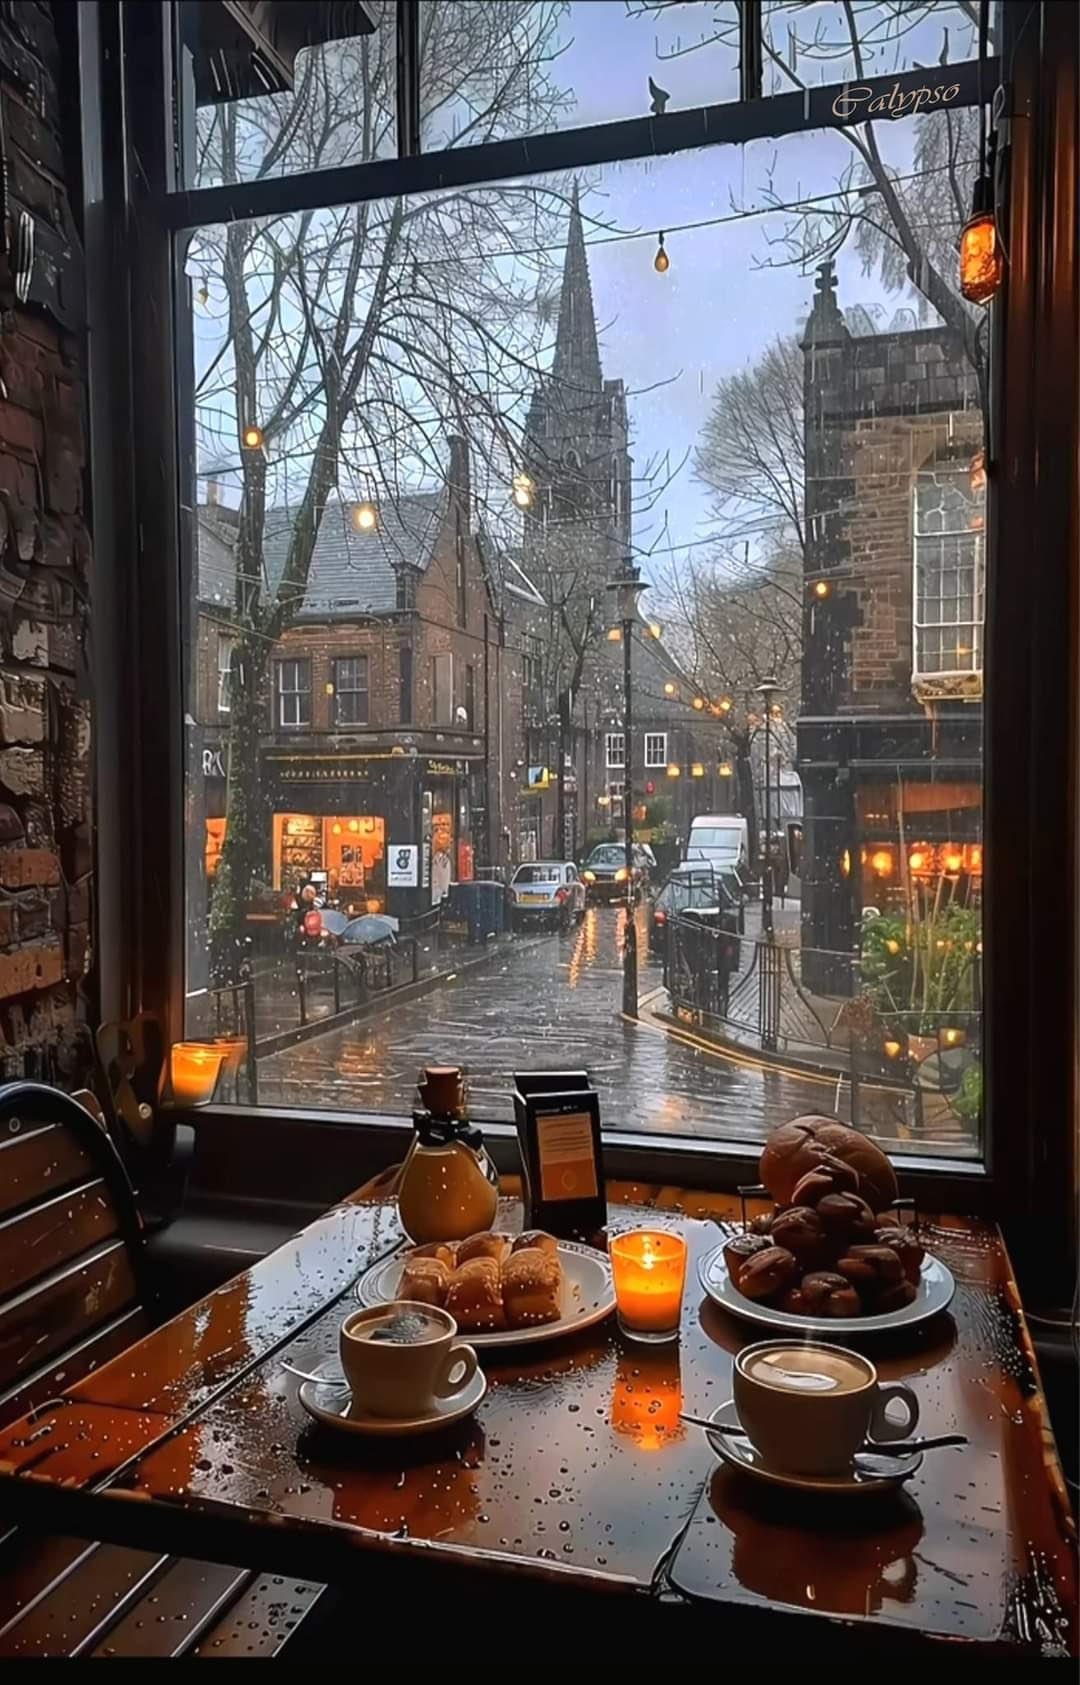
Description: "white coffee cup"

(733, 1340), (919, 1475)
(340, 1302), (478, 1419)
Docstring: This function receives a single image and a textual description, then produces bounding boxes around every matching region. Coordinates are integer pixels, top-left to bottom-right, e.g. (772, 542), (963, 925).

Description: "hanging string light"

(241, 424), (264, 451)
(511, 472), (535, 510)
(653, 232), (670, 274)
(196, 276), (210, 307)
(352, 501), (378, 532)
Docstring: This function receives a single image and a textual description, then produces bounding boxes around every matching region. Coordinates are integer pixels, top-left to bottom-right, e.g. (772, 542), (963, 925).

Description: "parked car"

(509, 861), (587, 931)
(648, 862), (743, 955)
(581, 842), (651, 904)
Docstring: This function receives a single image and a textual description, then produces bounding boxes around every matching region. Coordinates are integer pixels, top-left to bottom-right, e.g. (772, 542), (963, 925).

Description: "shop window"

(644, 732), (667, 768)
(464, 664), (475, 730)
(332, 656), (369, 726)
(605, 732), (625, 769)
(275, 658), (311, 728)
(913, 457), (986, 689)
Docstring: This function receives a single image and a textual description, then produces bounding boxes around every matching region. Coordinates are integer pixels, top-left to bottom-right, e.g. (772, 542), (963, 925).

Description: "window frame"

(216, 631), (234, 717)
(275, 657), (312, 731)
(605, 732), (625, 769)
(331, 655), (370, 728)
(92, 1), (1080, 1263)
(644, 731), (667, 768)
(912, 465), (986, 686)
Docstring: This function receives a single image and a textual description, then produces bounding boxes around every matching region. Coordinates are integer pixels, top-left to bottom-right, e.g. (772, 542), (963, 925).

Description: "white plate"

(298, 1361), (487, 1437)
(356, 1240), (615, 1348)
(705, 1402), (923, 1494)
(698, 1244), (955, 1336)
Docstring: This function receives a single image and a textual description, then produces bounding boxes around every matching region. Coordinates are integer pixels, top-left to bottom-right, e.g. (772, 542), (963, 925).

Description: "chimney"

(447, 434), (470, 519)
(205, 478), (221, 508)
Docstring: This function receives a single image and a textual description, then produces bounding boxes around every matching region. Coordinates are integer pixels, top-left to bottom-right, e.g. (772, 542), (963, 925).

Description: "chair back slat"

(0, 1084), (148, 1402)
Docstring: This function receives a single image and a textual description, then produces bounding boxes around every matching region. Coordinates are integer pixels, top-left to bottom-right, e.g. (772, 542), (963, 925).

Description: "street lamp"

(607, 557), (647, 1018)
(757, 676), (779, 937)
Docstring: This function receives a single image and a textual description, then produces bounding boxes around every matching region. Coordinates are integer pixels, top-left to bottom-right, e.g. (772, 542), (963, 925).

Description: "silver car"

(509, 861), (587, 932)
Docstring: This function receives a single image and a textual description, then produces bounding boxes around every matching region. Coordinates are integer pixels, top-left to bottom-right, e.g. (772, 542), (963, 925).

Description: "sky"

(190, 2), (978, 595)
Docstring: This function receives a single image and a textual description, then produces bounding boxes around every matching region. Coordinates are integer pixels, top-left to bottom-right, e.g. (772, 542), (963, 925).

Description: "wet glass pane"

(183, 2), (397, 190)
(182, 94), (985, 1161)
(762, 2), (982, 96)
(419, 1), (741, 150)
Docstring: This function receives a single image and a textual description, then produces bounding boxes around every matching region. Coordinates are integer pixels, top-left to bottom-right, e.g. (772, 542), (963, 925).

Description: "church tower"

(523, 183), (632, 569)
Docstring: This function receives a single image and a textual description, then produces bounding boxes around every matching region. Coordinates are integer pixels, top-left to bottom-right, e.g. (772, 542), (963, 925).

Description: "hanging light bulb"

(663, 680), (676, 697)
(692, 696), (705, 711)
(511, 472), (535, 510)
(196, 276), (210, 307)
(241, 424), (264, 451)
(352, 501), (378, 532)
(653, 232), (670, 274)
(959, 176), (1003, 303)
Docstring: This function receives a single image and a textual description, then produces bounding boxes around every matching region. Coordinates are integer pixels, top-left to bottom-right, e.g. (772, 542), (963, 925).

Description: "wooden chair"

(0, 1083), (325, 1658)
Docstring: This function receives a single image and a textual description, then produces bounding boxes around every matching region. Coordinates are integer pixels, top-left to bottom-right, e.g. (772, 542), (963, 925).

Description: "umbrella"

(318, 910), (350, 937)
(342, 914), (399, 946)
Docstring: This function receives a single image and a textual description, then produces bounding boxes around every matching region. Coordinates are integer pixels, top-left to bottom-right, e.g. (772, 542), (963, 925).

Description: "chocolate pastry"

(816, 1191), (877, 1245)
(790, 1158), (860, 1207)
(736, 1245), (798, 1302)
(759, 1116), (899, 1212)
(797, 1270), (863, 1317)
(749, 1212), (775, 1236)
(875, 1278), (918, 1312)
(769, 1204), (828, 1267)
(722, 1231), (772, 1284)
(834, 1244), (904, 1292)
(874, 1225), (925, 1285)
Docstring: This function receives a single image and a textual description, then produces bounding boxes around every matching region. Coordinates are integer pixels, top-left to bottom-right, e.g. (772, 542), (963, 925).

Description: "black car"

(648, 863), (741, 955)
(581, 843), (650, 904)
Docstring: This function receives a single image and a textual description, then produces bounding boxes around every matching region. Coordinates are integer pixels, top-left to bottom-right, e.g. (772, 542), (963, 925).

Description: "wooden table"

(0, 1185), (1075, 1655)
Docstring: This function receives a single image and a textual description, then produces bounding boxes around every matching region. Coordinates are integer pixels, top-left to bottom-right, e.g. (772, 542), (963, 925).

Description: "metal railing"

(292, 938), (420, 1029)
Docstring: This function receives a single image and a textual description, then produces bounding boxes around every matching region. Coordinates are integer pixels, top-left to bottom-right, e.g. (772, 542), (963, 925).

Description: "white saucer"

(297, 1361), (487, 1437)
(705, 1402), (923, 1495)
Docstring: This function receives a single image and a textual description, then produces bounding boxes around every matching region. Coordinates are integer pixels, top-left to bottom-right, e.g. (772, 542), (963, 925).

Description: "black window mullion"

(396, 0), (421, 159)
(739, 0), (763, 102)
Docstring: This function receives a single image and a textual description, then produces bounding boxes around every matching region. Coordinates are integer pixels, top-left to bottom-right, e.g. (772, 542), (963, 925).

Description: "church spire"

(551, 181), (603, 394)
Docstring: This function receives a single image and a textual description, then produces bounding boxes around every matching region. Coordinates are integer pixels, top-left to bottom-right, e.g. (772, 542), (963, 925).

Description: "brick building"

(797, 262), (984, 975)
(194, 436), (522, 920)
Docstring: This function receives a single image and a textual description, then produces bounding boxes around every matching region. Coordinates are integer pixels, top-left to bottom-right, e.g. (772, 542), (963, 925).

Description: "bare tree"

(192, 4), (581, 970)
(694, 335), (805, 557)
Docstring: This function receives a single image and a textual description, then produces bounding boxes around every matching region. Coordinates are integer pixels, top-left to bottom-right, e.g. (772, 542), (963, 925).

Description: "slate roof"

(197, 492), (445, 617)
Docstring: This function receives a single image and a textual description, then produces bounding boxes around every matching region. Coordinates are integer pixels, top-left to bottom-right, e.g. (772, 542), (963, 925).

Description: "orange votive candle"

(610, 1230), (688, 1335)
(169, 1043), (225, 1106)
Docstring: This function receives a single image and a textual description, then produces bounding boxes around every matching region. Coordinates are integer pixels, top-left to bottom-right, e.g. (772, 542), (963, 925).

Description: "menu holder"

(513, 1072), (606, 1243)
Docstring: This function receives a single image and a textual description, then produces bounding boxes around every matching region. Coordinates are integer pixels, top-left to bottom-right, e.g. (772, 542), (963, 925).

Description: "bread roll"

(398, 1256), (451, 1306)
(796, 1270), (862, 1317)
(874, 1225), (924, 1285)
(736, 1245), (798, 1302)
(816, 1191), (877, 1245)
(511, 1229), (558, 1259)
(502, 1250), (562, 1327)
(722, 1232), (772, 1285)
(769, 1205), (827, 1267)
(408, 1242), (455, 1268)
(456, 1231), (512, 1266)
(759, 1116), (899, 1212)
(445, 1257), (506, 1330)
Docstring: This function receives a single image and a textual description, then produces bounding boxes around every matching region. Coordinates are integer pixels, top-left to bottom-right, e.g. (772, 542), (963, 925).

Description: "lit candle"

(168, 1043), (225, 1107)
(610, 1229), (688, 1343)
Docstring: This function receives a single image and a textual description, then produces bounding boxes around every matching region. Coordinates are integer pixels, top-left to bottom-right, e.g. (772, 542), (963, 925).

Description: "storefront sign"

(388, 844), (419, 888)
(427, 758), (467, 777)
(202, 748), (225, 779)
(276, 764), (372, 782)
(831, 75), (960, 122)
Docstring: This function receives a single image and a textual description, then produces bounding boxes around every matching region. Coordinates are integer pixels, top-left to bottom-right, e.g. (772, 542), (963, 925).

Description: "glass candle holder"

(168, 1043), (225, 1107)
(610, 1229), (688, 1343)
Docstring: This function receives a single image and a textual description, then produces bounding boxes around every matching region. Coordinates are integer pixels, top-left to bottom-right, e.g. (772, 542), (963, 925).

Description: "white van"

(684, 814), (750, 876)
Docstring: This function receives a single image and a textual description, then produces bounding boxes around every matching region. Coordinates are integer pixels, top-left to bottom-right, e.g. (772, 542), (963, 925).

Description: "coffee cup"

(340, 1302), (478, 1419)
(733, 1340), (919, 1476)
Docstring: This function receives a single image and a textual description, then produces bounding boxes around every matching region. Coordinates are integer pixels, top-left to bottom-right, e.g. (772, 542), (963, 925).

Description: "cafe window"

(275, 659), (311, 729)
(172, 1), (994, 1169)
(332, 656), (369, 727)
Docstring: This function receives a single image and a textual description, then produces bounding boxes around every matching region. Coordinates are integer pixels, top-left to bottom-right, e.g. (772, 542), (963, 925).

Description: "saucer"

(705, 1402), (923, 1495)
(297, 1361), (487, 1437)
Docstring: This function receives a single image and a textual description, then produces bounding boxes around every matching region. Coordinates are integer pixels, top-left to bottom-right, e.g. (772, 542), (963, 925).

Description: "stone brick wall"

(0, 4), (92, 1083)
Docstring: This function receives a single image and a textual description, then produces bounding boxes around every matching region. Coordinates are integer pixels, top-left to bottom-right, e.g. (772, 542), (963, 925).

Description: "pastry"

(511, 1230), (559, 1259)
(456, 1231), (512, 1266)
(790, 1161), (858, 1207)
(748, 1212), (775, 1236)
(769, 1205), (828, 1267)
(874, 1225), (925, 1285)
(759, 1116), (899, 1212)
(834, 1244), (904, 1293)
(875, 1278), (918, 1312)
(398, 1256), (451, 1306)
(797, 1270), (862, 1317)
(445, 1257), (506, 1330)
(502, 1250), (562, 1327)
(815, 1191), (877, 1245)
(408, 1242), (455, 1268)
(722, 1232), (772, 1285)
(736, 1245), (798, 1301)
